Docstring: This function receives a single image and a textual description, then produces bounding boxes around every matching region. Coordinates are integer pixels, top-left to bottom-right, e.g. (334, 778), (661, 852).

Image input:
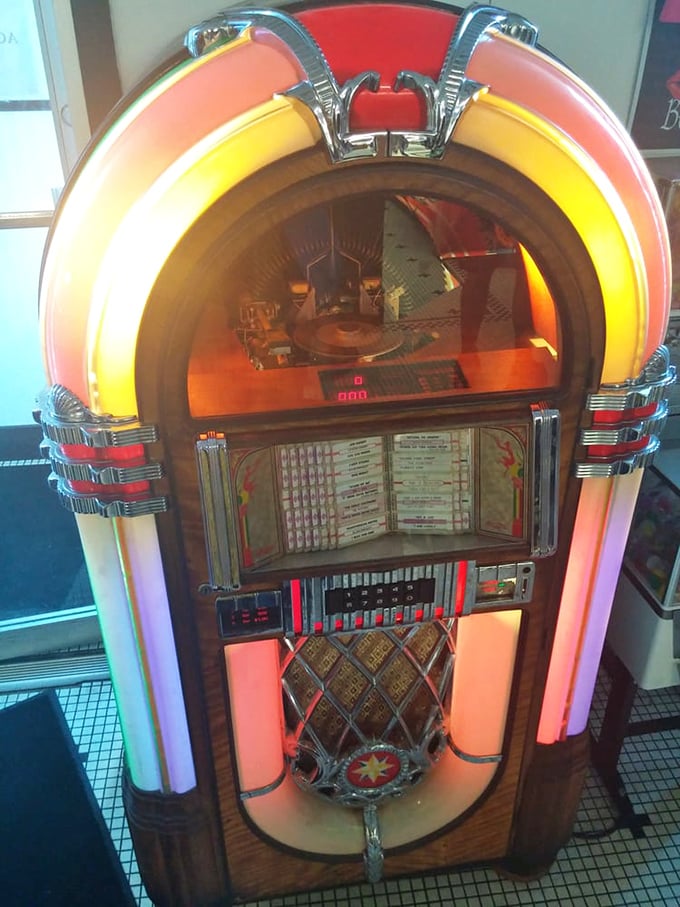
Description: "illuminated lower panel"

(224, 610), (520, 855)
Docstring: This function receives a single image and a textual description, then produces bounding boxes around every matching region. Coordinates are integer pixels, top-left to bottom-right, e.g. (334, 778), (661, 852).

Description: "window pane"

(0, 0), (48, 101)
(0, 227), (47, 425)
(0, 227), (93, 621)
(0, 111), (63, 210)
(0, 0), (64, 211)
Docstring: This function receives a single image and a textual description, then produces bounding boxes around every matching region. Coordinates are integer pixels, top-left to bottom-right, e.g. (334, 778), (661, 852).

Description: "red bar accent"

(355, 615), (364, 629)
(455, 561), (469, 617)
(415, 609), (424, 622)
(375, 613), (384, 626)
(313, 621), (323, 635)
(395, 612), (404, 624)
(297, 4), (459, 131)
(587, 437), (650, 459)
(62, 442), (146, 463)
(290, 579), (303, 635)
(592, 403), (658, 424)
(335, 619), (344, 631)
(434, 606), (445, 620)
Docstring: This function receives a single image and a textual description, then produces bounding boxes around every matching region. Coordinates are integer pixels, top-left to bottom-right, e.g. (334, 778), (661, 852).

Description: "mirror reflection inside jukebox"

(190, 190), (560, 869)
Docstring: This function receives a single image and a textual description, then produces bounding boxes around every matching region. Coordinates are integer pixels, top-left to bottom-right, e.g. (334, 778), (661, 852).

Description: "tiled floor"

(1, 672), (678, 906)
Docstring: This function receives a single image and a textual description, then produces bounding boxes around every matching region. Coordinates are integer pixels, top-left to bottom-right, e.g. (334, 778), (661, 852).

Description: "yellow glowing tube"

(454, 92), (647, 383)
(40, 27), (304, 403)
(469, 33), (669, 363)
(88, 97), (318, 414)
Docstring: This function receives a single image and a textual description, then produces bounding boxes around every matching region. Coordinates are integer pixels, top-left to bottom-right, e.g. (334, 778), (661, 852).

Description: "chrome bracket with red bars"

(574, 346), (676, 478)
(35, 384), (169, 517)
(215, 560), (535, 642)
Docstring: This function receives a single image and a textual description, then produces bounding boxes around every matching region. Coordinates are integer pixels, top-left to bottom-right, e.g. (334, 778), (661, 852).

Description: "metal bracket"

(575, 347), (676, 478)
(35, 384), (168, 518)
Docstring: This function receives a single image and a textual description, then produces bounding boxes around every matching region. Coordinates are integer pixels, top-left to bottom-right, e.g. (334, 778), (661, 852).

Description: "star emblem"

(346, 749), (402, 789)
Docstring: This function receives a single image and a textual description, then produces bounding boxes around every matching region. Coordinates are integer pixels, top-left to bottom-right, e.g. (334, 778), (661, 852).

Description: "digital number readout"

(320, 360), (468, 402)
(216, 593), (284, 639)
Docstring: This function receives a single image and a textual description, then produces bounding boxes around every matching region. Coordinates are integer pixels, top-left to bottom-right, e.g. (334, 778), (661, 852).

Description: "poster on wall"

(630, 0), (680, 154)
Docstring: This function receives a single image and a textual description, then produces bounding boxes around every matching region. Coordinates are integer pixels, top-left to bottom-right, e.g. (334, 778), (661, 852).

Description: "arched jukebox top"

(36, 1), (675, 811)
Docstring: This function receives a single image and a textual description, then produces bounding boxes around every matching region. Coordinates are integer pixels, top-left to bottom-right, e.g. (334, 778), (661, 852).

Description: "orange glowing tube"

(40, 27), (305, 405)
(454, 92), (647, 383)
(468, 33), (671, 363)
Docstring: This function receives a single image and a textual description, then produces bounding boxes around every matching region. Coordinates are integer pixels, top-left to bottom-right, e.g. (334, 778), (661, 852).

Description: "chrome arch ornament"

(184, 4), (538, 163)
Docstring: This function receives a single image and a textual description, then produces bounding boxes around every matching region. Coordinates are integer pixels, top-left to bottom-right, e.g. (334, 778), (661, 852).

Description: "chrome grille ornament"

(185, 4), (538, 162)
(281, 621), (455, 808)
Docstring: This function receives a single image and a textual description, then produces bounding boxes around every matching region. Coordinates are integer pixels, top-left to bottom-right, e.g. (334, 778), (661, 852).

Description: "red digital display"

(337, 375), (368, 403)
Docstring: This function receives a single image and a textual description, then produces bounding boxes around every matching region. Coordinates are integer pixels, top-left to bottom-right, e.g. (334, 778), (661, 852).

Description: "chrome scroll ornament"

(185, 5), (538, 162)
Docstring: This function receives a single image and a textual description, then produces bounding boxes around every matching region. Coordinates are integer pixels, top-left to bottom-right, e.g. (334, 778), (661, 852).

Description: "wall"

(108, 0), (652, 124)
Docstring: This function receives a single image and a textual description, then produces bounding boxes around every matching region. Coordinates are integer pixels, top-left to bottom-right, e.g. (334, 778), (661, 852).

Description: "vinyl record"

(293, 315), (402, 360)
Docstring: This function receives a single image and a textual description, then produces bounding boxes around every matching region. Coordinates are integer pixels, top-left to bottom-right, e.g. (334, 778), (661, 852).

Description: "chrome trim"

(530, 404), (560, 557)
(43, 443), (164, 485)
(288, 562), (474, 635)
(239, 767), (287, 800)
(472, 561), (535, 610)
(579, 399), (669, 445)
(390, 4), (538, 158)
(449, 737), (502, 764)
(36, 384), (159, 447)
(186, 8), (382, 162)
(576, 347), (675, 476)
(196, 435), (241, 591)
(573, 437), (661, 478)
(586, 346), (676, 413)
(185, 5), (538, 163)
(49, 475), (169, 517)
(363, 804), (384, 884)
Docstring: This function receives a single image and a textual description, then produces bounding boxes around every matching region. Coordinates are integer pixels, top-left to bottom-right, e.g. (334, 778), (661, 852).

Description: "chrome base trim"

(239, 767), (287, 801)
(449, 737), (503, 765)
(363, 804), (384, 884)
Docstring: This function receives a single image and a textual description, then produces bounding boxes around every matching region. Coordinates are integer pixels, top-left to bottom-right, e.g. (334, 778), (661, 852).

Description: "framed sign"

(630, 0), (680, 155)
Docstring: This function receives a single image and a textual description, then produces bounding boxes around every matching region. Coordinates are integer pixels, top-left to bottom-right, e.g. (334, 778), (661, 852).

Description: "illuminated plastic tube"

(40, 34), (318, 794)
(75, 513), (162, 790)
(113, 515), (196, 792)
(453, 93), (647, 383)
(89, 97), (317, 415)
(565, 472), (643, 735)
(467, 34), (671, 368)
(41, 27), (305, 404)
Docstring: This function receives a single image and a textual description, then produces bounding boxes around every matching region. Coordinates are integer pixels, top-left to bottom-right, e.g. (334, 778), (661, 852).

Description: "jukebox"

(37, 3), (674, 905)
